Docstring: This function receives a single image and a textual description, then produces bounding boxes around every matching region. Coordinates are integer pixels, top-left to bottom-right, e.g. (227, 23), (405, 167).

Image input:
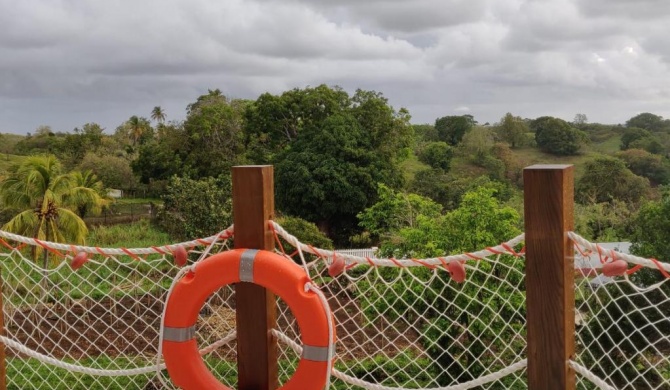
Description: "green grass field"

(7, 351), (436, 389)
(88, 219), (171, 248)
(592, 134), (622, 154)
(509, 146), (599, 179)
(506, 132), (623, 180)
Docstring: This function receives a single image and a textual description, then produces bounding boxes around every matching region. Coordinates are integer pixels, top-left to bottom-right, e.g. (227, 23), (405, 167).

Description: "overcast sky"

(1, 0), (670, 134)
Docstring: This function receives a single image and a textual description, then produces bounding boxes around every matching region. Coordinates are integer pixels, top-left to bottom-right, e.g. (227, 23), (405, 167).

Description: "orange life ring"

(162, 249), (335, 390)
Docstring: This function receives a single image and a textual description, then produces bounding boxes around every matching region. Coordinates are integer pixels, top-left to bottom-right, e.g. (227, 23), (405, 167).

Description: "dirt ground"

(5, 290), (422, 361)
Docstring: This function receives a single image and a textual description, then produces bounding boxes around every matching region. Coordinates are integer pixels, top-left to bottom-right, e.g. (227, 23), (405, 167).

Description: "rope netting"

(570, 233), (670, 390)
(0, 223), (668, 389)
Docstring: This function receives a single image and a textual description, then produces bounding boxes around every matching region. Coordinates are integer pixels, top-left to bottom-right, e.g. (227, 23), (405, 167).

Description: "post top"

(233, 165), (273, 169)
(524, 164), (573, 171)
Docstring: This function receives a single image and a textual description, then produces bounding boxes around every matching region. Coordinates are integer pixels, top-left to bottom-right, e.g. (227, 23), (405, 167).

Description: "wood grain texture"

(524, 165), (576, 390)
(233, 166), (278, 390)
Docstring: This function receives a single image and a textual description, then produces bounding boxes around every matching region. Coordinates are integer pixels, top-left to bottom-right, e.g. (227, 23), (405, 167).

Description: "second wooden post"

(233, 165), (278, 390)
(524, 164), (576, 390)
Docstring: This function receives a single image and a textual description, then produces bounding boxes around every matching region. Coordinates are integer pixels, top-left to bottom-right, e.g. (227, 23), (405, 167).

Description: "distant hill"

(401, 130), (625, 184)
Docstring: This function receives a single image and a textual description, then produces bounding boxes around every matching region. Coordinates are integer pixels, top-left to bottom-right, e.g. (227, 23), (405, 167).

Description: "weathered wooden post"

(524, 164), (576, 390)
(232, 165), (278, 390)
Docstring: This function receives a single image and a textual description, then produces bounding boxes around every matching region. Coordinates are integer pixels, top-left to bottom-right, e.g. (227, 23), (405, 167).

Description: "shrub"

(417, 142), (453, 171)
(157, 175), (232, 240)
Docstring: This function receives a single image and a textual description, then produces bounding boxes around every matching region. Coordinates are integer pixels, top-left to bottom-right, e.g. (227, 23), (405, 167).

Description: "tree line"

(4, 86), (670, 249)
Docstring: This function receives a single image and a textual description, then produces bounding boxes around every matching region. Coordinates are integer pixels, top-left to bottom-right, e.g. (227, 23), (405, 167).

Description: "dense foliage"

(580, 191), (670, 388)
(275, 113), (404, 243)
(156, 175), (233, 240)
(434, 115), (474, 146)
(576, 156), (650, 204)
(496, 113), (529, 148)
(357, 187), (524, 384)
(532, 116), (586, 155)
(417, 142), (453, 171)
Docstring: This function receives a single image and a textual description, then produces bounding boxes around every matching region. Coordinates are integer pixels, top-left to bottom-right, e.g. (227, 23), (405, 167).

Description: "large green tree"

(132, 123), (189, 183)
(434, 115), (475, 146)
(418, 142), (453, 171)
(625, 112), (669, 132)
(183, 90), (248, 178)
(157, 175), (232, 240)
(80, 153), (137, 191)
(61, 123), (106, 168)
(496, 113), (528, 148)
(244, 85), (350, 163)
(350, 89), (414, 159)
(244, 85), (412, 165)
(459, 126), (495, 162)
(533, 116), (586, 155)
(275, 114), (404, 244)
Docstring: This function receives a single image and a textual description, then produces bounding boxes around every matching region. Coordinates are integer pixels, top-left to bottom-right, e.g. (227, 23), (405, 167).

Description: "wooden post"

(232, 166), (278, 390)
(0, 270), (6, 390)
(524, 164), (575, 390)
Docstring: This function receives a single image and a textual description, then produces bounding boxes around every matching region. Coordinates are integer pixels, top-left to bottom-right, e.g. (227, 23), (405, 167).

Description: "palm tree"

(1, 156), (89, 275)
(151, 106), (166, 124)
(125, 116), (151, 146)
(67, 170), (110, 218)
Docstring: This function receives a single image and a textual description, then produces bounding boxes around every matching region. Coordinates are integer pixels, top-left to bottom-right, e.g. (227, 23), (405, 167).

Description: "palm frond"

(2, 209), (39, 237)
(55, 208), (88, 244)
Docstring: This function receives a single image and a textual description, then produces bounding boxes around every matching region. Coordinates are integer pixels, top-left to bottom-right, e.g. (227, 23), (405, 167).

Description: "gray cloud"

(575, 0), (670, 19)
(1, 0), (670, 134)
(258, 0), (489, 33)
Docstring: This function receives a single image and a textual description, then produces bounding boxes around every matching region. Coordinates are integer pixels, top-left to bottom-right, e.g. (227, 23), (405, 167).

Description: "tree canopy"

(418, 142), (453, 171)
(630, 190), (670, 262)
(533, 116), (586, 155)
(616, 149), (670, 186)
(576, 156), (650, 204)
(183, 91), (248, 178)
(496, 113), (528, 148)
(156, 175), (232, 240)
(625, 112), (669, 132)
(434, 115), (475, 146)
(275, 113), (404, 244)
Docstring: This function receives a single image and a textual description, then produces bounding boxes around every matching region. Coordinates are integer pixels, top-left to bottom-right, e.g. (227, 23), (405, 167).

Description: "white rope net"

(0, 223), (668, 389)
(0, 228), (235, 390)
(570, 233), (670, 390)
